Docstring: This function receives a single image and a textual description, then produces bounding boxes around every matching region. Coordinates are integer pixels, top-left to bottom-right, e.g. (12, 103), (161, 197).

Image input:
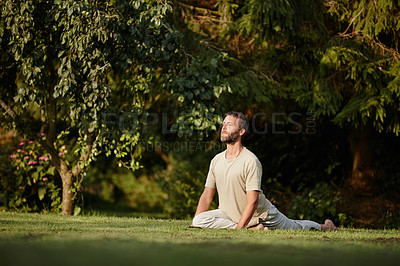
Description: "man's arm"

(193, 186), (216, 217)
(235, 190), (259, 229)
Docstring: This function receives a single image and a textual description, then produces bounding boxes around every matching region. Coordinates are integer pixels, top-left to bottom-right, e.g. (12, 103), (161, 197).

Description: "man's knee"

(192, 212), (211, 228)
(193, 210), (237, 229)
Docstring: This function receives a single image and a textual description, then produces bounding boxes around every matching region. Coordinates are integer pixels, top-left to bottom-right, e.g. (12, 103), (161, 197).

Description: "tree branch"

(0, 98), (16, 119)
(71, 134), (95, 177)
(340, 7), (364, 37)
(174, 0), (219, 13)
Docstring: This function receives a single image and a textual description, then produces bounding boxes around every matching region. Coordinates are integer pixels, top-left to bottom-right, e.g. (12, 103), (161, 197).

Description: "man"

(192, 111), (337, 231)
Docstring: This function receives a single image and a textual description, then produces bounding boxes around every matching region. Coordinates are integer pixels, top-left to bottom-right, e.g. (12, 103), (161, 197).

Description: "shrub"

(0, 134), (64, 212)
(287, 182), (341, 222)
(155, 151), (218, 219)
(156, 165), (205, 219)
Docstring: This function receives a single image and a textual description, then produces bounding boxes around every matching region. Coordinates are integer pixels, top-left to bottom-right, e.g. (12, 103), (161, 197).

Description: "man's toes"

(256, 224), (265, 231)
(249, 224), (265, 231)
(325, 219), (338, 231)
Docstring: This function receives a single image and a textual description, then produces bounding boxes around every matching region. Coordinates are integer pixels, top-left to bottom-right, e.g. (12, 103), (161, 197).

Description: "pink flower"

(18, 142), (25, 146)
(58, 152), (66, 156)
(42, 177), (48, 182)
(39, 156), (49, 161)
(17, 149), (26, 153)
(24, 156), (29, 160)
(9, 154), (17, 159)
(28, 141), (34, 144)
(28, 161), (38, 165)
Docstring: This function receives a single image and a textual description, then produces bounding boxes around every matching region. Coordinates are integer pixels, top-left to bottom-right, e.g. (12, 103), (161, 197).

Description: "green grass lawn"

(0, 212), (399, 266)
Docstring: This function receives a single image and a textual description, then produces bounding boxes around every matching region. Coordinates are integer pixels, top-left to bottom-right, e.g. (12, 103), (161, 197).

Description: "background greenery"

(1, 0), (400, 228)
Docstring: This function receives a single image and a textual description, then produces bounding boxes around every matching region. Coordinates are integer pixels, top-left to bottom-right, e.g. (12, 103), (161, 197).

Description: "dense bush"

(286, 182), (341, 223)
(82, 155), (165, 214)
(152, 147), (220, 219)
(156, 164), (205, 219)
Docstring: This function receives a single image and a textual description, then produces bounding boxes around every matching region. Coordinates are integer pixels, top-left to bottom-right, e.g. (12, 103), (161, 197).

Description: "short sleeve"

(245, 158), (262, 191)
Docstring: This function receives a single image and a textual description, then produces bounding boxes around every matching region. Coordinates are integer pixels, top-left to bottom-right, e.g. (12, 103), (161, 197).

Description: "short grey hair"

(224, 111), (249, 133)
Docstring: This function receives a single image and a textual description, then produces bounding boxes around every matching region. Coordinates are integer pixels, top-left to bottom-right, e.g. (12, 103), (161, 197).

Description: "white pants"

(193, 209), (238, 229)
(192, 204), (321, 230)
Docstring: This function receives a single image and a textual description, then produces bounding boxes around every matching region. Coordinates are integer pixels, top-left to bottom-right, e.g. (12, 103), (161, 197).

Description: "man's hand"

(235, 190), (259, 229)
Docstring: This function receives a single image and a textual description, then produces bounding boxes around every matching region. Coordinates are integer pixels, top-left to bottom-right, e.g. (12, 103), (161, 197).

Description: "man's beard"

(220, 130), (240, 144)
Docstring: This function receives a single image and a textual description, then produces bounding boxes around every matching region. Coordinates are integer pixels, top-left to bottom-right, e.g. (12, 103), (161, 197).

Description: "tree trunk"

(43, 139), (76, 216)
(347, 126), (379, 194)
(61, 172), (74, 215)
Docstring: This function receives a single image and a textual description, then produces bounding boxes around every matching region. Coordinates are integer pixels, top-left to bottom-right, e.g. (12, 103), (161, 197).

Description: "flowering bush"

(0, 133), (66, 212)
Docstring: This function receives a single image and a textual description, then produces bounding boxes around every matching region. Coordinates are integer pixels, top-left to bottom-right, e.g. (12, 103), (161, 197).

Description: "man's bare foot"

(249, 223), (269, 231)
(321, 219), (338, 231)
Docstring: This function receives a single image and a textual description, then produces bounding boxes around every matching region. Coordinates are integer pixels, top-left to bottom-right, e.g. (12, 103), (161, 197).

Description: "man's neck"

(225, 142), (244, 160)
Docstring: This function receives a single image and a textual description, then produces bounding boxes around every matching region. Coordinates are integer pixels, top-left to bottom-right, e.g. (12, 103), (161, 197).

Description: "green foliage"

(174, 1), (282, 113)
(239, 0), (296, 41)
(293, 0), (400, 135)
(0, 0), (230, 214)
(1, 0), (399, 225)
(304, 41), (400, 135)
(330, 0), (400, 39)
(0, 0), (228, 155)
(0, 0), (181, 214)
(146, 0), (400, 227)
(230, 0), (400, 136)
(156, 163), (205, 218)
(287, 182), (341, 222)
(337, 212), (356, 228)
(83, 155), (165, 213)
(167, 47), (228, 138)
(154, 150), (219, 219)
(238, 0), (326, 44)
(0, 136), (63, 212)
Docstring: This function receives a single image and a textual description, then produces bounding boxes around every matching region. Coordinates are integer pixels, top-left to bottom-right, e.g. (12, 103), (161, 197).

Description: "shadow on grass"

(1, 236), (400, 266)
(80, 192), (168, 219)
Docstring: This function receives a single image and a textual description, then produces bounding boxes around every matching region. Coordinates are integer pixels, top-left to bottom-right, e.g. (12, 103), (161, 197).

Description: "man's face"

(220, 115), (242, 144)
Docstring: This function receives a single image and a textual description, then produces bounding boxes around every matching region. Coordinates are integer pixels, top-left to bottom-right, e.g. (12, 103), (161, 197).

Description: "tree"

(0, 0), (227, 215)
(178, 0), (400, 192)
(292, 0), (400, 191)
(169, 1), (400, 228)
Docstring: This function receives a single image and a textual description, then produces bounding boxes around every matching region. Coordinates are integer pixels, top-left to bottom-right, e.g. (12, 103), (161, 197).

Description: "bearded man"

(191, 111), (337, 231)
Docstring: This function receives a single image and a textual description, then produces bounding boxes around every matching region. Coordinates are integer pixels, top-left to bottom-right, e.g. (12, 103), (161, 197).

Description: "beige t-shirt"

(205, 147), (270, 227)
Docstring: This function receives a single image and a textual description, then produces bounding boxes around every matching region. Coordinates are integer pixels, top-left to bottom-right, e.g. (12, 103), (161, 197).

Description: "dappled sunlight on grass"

(0, 212), (399, 266)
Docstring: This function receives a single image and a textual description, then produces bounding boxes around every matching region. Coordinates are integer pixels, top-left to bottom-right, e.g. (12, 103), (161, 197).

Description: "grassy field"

(0, 212), (399, 266)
